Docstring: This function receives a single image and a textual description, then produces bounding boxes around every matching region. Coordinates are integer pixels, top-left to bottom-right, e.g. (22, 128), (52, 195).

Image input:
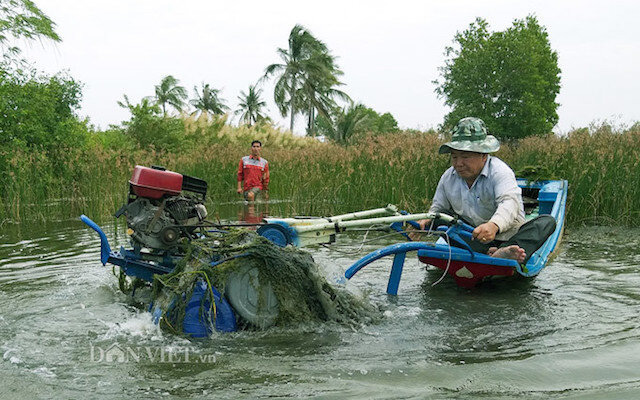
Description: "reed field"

(2, 123), (639, 226)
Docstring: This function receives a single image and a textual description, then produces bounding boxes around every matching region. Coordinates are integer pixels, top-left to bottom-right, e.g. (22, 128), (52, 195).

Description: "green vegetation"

(434, 15), (561, 139)
(1, 5), (637, 230)
(315, 103), (400, 143)
(2, 122), (640, 228)
(235, 84), (268, 127)
(189, 83), (229, 116)
(263, 24), (349, 134)
(0, 0), (60, 63)
(116, 95), (185, 152)
(0, 70), (87, 150)
(151, 75), (188, 116)
(150, 230), (378, 333)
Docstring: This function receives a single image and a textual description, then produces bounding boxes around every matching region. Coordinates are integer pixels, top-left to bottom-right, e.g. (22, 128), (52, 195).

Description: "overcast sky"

(21, 0), (640, 134)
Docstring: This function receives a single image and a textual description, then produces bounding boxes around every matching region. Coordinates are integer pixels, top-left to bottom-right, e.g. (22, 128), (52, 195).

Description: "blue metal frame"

(345, 242), (466, 295)
(80, 215), (238, 333)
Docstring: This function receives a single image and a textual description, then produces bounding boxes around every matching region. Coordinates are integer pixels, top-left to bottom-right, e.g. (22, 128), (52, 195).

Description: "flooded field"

(1, 215), (640, 399)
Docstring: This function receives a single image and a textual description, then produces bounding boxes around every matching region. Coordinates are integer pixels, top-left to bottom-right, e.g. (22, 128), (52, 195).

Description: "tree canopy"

(434, 15), (561, 139)
(315, 103), (400, 143)
(235, 84), (267, 127)
(117, 94), (185, 151)
(190, 83), (229, 117)
(152, 75), (187, 116)
(264, 24), (349, 134)
(0, 0), (60, 64)
(0, 70), (86, 150)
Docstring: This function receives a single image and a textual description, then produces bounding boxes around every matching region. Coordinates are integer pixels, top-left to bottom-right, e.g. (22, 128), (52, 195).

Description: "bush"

(116, 97), (187, 152)
(0, 69), (90, 151)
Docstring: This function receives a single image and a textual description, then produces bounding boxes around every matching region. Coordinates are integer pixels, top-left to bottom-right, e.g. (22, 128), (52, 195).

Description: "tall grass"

(2, 123), (639, 226)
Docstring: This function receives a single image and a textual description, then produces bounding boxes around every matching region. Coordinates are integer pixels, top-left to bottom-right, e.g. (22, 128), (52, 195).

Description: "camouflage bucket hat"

(438, 117), (500, 154)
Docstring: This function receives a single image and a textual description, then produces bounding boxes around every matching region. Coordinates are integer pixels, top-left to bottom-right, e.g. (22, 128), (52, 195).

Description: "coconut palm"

(319, 103), (371, 143)
(296, 51), (350, 135)
(263, 24), (348, 134)
(190, 83), (229, 117)
(235, 84), (268, 127)
(153, 75), (187, 116)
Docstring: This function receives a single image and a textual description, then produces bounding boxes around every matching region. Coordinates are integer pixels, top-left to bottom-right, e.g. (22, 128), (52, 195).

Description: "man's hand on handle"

(408, 218), (432, 241)
(472, 222), (499, 244)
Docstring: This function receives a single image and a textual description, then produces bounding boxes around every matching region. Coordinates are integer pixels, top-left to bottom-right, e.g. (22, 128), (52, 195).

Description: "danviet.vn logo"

(90, 343), (217, 364)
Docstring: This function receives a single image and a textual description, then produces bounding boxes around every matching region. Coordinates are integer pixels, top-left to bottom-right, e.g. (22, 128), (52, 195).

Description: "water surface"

(1, 217), (640, 399)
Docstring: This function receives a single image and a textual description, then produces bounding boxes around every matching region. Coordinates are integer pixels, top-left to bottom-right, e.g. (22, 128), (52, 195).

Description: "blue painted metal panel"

(517, 180), (567, 277)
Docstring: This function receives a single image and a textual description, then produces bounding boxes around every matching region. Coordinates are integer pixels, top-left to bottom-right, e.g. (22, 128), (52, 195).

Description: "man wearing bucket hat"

(416, 117), (555, 263)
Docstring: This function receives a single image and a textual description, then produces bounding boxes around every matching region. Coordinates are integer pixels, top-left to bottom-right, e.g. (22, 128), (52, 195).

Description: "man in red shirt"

(237, 140), (270, 202)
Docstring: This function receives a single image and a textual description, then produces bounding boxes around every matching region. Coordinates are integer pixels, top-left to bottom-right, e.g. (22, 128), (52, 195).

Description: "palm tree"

(296, 51), (350, 135)
(190, 83), (229, 117)
(235, 84), (268, 127)
(263, 24), (348, 133)
(319, 103), (370, 143)
(153, 75), (187, 116)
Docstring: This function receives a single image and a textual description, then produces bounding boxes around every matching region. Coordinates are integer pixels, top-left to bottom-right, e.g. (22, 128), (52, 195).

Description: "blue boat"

(345, 179), (568, 290)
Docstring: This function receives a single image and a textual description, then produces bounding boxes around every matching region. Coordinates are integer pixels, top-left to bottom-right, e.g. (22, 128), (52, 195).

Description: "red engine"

(129, 165), (183, 199)
(116, 165), (209, 251)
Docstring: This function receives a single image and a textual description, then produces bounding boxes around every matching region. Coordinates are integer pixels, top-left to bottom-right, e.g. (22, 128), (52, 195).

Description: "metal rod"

(326, 204), (399, 222)
(263, 204), (398, 226)
(294, 212), (455, 233)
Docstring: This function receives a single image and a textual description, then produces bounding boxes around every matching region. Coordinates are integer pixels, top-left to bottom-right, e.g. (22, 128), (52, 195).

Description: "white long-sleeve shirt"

(428, 156), (525, 241)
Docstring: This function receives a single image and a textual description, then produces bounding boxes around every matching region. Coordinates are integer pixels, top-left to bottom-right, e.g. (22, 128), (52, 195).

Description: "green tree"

(0, 0), (60, 64)
(315, 103), (371, 143)
(315, 104), (399, 142)
(235, 84), (267, 127)
(296, 49), (350, 136)
(264, 24), (348, 134)
(353, 107), (399, 134)
(0, 3), (90, 155)
(117, 95), (185, 151)
(0, 70), (87, 150)
(434, 15), (561, 139)
(190, 83), (229, 117)
(375, 112), (400, 133)
(152, 75), (187, 116)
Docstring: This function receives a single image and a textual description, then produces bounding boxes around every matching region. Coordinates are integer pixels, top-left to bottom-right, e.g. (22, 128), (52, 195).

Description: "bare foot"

(487, 247), (498, 256)
(491, 245), (526, 263)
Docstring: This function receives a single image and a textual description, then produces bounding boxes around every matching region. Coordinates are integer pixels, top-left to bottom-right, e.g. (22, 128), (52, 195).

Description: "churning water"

(1, 218), (640, 399)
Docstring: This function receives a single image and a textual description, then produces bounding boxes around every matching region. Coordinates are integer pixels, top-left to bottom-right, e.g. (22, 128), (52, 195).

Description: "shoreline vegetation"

(2, 120), (639, 227)
(4, 6), (626, 229)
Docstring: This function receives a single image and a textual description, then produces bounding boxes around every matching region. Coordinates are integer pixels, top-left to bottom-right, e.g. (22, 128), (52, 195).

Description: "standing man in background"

(237, 140), (269, 202)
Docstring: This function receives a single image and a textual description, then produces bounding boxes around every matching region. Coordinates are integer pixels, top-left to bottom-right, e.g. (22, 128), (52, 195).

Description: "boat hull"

(418, 256), (516, 289)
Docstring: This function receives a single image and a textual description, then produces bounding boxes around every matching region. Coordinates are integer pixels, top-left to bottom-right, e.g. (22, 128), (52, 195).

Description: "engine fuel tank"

(129, 165), (183, 199)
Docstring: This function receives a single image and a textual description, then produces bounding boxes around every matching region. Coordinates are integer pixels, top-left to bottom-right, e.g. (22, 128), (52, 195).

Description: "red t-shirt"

(237, 155), (269, 191)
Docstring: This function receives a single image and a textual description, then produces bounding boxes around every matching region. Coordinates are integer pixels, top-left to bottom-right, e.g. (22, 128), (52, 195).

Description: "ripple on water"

(1, 222), (640, 398)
